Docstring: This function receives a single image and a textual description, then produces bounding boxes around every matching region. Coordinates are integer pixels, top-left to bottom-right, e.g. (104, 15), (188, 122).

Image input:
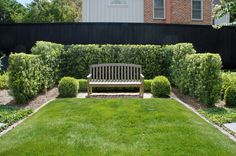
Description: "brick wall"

(144, 0), (212, 25)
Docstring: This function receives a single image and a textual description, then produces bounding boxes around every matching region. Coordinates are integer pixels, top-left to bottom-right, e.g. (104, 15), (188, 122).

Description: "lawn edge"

(171, 96), (236, 143)
(0, 98), (56, 137)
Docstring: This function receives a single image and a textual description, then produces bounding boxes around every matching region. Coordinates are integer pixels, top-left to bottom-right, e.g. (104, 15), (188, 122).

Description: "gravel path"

(0, 90), (13, 105)
(0, 88), (59, 110)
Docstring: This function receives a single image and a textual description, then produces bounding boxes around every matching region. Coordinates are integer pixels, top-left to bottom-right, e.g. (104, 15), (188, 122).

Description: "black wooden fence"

(0, 23), (236, 69)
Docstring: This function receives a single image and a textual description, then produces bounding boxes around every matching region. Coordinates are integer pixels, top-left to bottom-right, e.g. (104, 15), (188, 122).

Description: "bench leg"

(87, 85), (93, 98)
(139, 86), (142, 97)
(90, 87), (93, 95)
(87, 85), (90, 98)
(139, 86), (144, 98)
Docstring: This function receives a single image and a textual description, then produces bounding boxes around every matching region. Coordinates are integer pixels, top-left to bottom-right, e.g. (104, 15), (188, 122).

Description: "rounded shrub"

(224, 86), (236, 107)
(151, 76), (171, 97)
(58, 77), (79, 97)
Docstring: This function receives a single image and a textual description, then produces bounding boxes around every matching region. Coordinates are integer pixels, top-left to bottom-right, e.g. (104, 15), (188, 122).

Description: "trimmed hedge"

(78, 79), (87, 92)
(184, 54), (222, 105)
(168, 44), (222, 105)
(170, 43), (196, 92)
(59, 77), (79, 97)
(62, 45), (102, 79)
(224, 86), (236, 107)
(32, 41), (64, 88)
(151, 76), (171, 97)
(8, 42), (223, 106)
(144, 80), (152, 92)
(0, 72), (8, 90)
(8, 53), (43, 103)
(221, 72), (236, 99)
(8, 41), (64, 103)
(61, 45), (173, 79)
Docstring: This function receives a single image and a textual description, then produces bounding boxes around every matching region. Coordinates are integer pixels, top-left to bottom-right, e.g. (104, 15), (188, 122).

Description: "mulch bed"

(171, 88), (208, 110)
(172, 88), (226, 110)
(0, 88), (59, 110)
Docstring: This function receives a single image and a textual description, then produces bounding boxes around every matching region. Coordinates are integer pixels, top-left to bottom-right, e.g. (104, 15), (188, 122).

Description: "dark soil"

(171, 88), (208, 110)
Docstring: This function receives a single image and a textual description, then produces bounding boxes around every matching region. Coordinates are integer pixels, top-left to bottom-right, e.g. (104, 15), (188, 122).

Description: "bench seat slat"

(89, 82), (142, 87)
(87, 63), (144, 97)
(90, 82), (141, 84)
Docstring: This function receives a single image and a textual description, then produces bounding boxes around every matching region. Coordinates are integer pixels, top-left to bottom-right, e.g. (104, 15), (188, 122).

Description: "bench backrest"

(90, 64), (142, 81)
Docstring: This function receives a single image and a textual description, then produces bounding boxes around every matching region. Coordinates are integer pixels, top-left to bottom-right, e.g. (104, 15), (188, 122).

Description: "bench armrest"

(140, 74), (144, 79)
(87, 74), (92, 79)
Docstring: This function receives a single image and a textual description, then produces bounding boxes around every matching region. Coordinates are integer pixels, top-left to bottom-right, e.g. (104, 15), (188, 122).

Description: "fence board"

(0, 23), (236, 69)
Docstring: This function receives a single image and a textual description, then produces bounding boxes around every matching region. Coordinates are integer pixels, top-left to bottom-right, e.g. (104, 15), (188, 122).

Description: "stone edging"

(171, 96), (236, 143)
(0, 98), (56, 137)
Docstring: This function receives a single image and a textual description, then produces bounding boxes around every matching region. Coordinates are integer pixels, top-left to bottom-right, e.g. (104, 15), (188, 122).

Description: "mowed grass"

(0, 98), (236, 156)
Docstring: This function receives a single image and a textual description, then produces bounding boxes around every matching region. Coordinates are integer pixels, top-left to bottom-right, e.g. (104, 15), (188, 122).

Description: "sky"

(16, 0), (33, 6)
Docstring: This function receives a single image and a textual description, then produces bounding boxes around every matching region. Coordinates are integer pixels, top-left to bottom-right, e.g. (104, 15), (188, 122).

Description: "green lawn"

(0, 98), (236, 156)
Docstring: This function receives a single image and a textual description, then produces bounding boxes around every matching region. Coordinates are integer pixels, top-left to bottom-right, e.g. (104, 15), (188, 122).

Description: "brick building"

(82, 0), (216, 25)
(145, 0), (212, 25)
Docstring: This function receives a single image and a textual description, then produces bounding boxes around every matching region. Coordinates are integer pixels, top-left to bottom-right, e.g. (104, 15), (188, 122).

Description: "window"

(153, 0), (165, 19)
(110, 0), (127, 5)
(192, 0), (203, 20)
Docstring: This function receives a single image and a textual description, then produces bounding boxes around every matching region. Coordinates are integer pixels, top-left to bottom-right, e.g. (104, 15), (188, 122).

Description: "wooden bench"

(87, 63), (144, 97)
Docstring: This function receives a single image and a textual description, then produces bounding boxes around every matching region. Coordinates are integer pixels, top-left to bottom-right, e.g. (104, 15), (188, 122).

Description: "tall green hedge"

(61, 45), (103, 78)
(32, 41), (64, 88)
(184, 54), (222, 105)
(61, 45), (173, 79)
(0, 72), (8, 89)
(221, 72), (236, 99)
(8, 53), (43, 103)
(8, 42), (223, 106)
(170, 43), (196, 92)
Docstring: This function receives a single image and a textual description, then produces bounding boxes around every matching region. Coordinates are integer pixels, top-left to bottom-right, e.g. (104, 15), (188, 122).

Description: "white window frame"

(153, 0), (166, 20)
(109, 0), (128, 6)
(191, 0), (203, 21)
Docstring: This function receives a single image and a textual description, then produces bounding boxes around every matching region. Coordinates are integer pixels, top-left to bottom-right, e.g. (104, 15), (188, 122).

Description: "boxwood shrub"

(144, 80), (153, 92)
(184, 54), (222, 106)
(11, 42), (223, 105)
(61, 45), (174, 79)
(221, 72), (236, 99)
(32, 41), (64, 88)
(115, 45), (173, 79)
(170, 43), (196, 93)
(8, 53), (43, 103)
(224, 86), (236, 107)
(78, 79), (87, 92)
(59, 77), (79, 97)
(0, 72), (9, 90)
(151, 76), (171, 97)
